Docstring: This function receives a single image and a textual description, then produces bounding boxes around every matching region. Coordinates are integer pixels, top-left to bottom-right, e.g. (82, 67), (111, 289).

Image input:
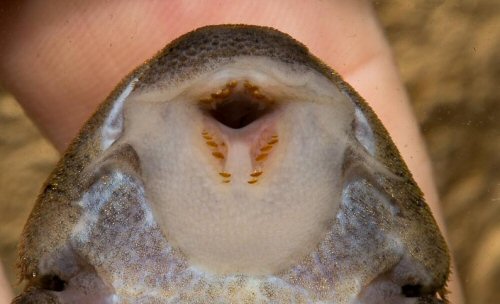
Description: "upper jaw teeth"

(198, 80), (276, 114)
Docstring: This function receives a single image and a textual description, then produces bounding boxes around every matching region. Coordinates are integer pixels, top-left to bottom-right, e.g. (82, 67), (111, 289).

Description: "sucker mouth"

(198, 81), (277, 129)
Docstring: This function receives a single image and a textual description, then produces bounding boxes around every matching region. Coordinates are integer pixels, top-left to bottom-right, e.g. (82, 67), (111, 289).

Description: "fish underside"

(14, 25), (449, 304)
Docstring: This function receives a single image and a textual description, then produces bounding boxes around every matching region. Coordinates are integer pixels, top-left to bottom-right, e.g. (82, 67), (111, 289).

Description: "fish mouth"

(199, 80), (277, 130)
(122, 58), (348, 276)
(197, 80), (281, 184)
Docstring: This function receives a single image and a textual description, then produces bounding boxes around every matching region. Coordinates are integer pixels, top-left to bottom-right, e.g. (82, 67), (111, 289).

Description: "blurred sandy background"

(0, 1), (498, 303)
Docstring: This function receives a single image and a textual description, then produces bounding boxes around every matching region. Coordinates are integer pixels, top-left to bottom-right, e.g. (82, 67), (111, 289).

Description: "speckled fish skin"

(14, 25), (449, 304)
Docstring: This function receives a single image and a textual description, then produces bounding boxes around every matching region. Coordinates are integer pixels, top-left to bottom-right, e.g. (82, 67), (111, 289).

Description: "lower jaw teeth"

(200, 127), (279, 184)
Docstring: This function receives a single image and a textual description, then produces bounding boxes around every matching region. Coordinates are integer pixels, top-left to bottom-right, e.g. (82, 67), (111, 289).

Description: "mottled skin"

(14, 25), (449, 303)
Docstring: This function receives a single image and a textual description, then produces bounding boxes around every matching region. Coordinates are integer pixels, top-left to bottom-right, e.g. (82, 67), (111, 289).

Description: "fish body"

(15, 25), (449, 304)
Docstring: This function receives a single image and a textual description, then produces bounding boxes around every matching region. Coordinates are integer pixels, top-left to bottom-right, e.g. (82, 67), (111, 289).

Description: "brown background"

(0, 1), (498, 303)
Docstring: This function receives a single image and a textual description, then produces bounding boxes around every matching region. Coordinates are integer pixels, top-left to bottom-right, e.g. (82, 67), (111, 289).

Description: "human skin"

(0, 262), (12, 304)
(0, 1), (463, 303)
